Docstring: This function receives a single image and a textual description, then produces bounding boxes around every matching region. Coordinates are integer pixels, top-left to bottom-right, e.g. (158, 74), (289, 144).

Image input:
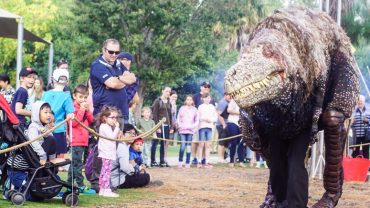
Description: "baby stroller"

(0, 94), (79, 206)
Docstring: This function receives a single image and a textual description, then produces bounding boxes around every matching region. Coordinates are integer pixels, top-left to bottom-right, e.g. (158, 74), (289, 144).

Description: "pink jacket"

(71, 101), (93, 146)
(177, 106), (199, 134)
(98, 123), (120, 160)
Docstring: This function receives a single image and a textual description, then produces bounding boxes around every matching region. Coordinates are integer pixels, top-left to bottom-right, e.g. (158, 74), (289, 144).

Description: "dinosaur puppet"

(224, 6), (359, 208)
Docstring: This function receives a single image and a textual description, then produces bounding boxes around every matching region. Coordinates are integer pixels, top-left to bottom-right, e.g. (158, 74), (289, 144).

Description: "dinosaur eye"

(262, 45), (274, 58)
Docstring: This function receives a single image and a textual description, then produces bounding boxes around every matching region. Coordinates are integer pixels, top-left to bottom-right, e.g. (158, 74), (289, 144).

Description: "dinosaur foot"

(259, 186), (277, 208)
(312, 192), (341, 208)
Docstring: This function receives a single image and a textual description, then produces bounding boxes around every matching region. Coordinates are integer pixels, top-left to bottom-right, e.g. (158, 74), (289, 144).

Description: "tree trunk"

(135, 80), (146, 118)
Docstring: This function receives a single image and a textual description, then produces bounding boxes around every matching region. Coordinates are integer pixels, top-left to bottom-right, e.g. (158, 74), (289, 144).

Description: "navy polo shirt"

(90, 55), (128, 119)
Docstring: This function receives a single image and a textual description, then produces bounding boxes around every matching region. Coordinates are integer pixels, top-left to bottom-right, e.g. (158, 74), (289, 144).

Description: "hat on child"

(132, 138), (144, 144)
(53, 68), (69, 84)
(19, 67), (38, 77)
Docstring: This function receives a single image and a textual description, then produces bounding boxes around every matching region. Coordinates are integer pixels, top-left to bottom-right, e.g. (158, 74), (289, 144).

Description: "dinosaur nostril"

(232, 70), (236, 76)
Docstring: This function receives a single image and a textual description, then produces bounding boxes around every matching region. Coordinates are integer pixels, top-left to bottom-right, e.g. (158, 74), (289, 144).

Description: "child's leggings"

(99, 158), (112, 189)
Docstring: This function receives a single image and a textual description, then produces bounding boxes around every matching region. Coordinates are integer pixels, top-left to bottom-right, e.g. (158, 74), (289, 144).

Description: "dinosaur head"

(225, 41), (289, 108)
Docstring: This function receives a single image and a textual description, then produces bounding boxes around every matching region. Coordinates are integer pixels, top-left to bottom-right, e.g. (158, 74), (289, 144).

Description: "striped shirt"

(6, 152), (30, 170)
(352, 107), (370, 137)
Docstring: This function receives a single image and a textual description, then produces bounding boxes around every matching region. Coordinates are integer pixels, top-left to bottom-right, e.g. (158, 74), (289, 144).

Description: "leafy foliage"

(0, 0), (57, 83)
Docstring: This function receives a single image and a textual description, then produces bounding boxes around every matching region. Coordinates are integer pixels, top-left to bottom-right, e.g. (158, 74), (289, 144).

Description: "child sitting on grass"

(129, 138), (144, 172)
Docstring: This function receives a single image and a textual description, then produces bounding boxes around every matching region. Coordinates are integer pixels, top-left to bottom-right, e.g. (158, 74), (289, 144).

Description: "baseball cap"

(117, 52), (133, 61)
(201, 81), (211, 88)
(132, 138), (144, 144)
(19, 67), (38, 77)
(53, 68), (69, 84)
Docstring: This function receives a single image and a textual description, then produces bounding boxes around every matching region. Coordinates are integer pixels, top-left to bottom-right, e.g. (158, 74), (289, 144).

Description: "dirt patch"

(121, 166), (370, 208)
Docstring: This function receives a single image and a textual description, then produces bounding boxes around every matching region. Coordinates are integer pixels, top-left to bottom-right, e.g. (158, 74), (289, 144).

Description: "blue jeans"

(199, 128), (212, 141)
(178, 134), (193, 163)
(227, 123), (245, 163)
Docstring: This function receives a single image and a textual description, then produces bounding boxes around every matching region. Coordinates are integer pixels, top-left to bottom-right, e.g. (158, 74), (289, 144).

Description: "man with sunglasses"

(90, 39), (136, 123)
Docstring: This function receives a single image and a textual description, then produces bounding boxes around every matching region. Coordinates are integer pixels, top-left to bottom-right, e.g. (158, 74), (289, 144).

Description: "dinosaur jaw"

(226, 72), (284, 108)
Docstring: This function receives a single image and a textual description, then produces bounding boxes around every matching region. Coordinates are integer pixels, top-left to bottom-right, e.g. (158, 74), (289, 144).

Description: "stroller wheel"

(6, 189), (16, 200)
(65, 193), (79, 206)
(62, 191), (71, 204)
(11, 193), (25, 206)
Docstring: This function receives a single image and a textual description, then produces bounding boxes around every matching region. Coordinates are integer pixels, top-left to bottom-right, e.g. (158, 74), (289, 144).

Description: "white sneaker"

(99, 189), (105, 196)
(103, 189), (119, 198)
(178, 162), (183, 168)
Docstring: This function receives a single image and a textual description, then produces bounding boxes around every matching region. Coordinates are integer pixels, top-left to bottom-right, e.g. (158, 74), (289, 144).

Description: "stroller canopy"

(0, 94), (19, 125)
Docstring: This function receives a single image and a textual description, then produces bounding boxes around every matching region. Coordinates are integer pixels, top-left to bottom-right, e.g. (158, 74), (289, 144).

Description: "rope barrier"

(1, 113), (368, 156)
(73, 117), (166, 142)
(348, 142), (370, 148)
(0, 117), (71, 154)
(0, 116), (245, 155)
(146, 134), (244, 144)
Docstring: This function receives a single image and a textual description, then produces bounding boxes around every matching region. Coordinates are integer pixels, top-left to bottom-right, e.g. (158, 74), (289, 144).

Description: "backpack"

(84, 144), (98, 181)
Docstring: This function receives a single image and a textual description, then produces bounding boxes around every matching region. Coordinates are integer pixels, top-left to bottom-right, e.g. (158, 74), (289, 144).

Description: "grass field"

(0, 145), (181, 207)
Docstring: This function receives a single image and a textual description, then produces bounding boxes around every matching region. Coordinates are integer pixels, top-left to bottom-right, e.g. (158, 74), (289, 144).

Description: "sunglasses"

(105, 48), (120, 55)
(203, 85), (211, 88)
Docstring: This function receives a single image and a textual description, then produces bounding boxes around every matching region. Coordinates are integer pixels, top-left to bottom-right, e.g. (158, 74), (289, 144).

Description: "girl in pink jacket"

(177, 95), (199, 168)
(97, 106), (121, 197)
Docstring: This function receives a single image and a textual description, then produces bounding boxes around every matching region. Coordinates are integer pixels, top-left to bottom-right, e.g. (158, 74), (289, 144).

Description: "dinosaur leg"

(312, 110), (346, 208)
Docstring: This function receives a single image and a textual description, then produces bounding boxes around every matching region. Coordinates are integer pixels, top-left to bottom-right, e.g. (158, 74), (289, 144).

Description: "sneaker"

(55, 191), (64, 198)
(201, 158), (206, 165)
(99, 189), (105, 196)
(178, 162), (183, 168)
(228, 163), (235, 167)
(159, 162), (170, 168)
(79, 186), (96, 194)
(102, 189), (119, 198)
(185, 164), (191, 168)
(151, 161), (159, 167)
(191, 158), (198, 165)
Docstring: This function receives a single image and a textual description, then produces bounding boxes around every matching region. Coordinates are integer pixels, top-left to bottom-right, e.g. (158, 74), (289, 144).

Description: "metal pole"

(318, 131), (324, 180)
(310, 142), (317, 178)
(16, 17), (24, 89)
(48, 43), (54, 84)
(325, 0), (330, 13)
(318, 0), (323, 11)
(337, 0), (342, 25)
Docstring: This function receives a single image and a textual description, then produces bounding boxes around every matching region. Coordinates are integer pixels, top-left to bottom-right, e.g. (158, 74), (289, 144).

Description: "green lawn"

(0, 172), (154, 207)
(0, 145), (180, 207)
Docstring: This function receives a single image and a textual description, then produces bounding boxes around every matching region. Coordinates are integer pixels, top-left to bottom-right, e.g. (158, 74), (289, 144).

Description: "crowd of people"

(2, 37), (367, 203)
